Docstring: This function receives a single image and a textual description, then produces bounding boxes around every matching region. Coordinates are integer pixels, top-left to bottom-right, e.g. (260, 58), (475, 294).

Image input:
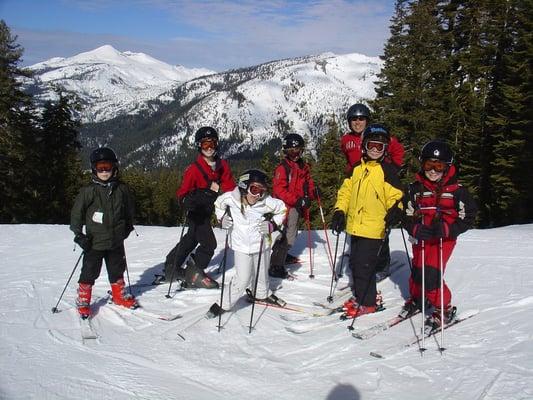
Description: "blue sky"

(1, 0), (395, 71)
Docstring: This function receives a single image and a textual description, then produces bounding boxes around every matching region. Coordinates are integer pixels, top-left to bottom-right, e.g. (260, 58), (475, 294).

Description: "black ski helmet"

(420, 140), (454, 164)
(238, 169), (269, 194)
(282, 133), (305, 150)
(195, 126), (219, 146)
(90, 147), (118, 173)
(346, 103), (371, 122)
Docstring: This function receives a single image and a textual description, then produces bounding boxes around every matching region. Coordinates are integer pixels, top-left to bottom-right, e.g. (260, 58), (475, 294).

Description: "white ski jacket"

(215, 187), (286, 254)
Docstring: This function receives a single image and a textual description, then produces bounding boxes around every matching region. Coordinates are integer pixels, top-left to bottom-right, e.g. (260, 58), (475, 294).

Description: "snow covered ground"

(1, 224), (532, 400)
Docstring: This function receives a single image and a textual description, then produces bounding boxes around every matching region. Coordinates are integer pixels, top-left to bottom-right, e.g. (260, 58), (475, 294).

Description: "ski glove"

(296, 196), (311, 210)
(432, 221), (450, 239)
(257, 221), (274, 235)
(384, 205), (404, 227)
(74, 234), (92, 252)
(220, 215), (233, 230)
(414, 224), (434, 241)
(331, 210), (346, 235)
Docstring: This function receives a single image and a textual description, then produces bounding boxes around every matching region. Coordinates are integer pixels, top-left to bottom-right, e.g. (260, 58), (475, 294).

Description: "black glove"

(331, 210), (346, 235)
(296, 196), (311, 210)
(432, 221), (449, 239)
(74, 234), (92, 252)
(384, 205), (404, 226)
(414, 224), (434, 241)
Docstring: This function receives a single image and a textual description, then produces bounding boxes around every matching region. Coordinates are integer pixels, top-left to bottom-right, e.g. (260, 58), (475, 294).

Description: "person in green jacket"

(70, 147), (137, 319)
(331, 124), (404, 319)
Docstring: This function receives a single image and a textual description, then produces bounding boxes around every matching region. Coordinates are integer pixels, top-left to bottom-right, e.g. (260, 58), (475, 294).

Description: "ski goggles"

(200, 138), (217, 150)
(95, 161), (114, 173)
(365, 140), (386, 152)
(285, 147), (303, 158)
(248, 183), (267, 197)
(422, 159), (448, 172)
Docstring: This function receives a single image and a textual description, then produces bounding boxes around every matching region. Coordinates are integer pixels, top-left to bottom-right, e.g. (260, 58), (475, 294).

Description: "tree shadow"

(326, 383), (360, 400)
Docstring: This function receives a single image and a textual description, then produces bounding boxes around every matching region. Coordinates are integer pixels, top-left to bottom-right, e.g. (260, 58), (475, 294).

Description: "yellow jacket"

(334, 160), (403, 239)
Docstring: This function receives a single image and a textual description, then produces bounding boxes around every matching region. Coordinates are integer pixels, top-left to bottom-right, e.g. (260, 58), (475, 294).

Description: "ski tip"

(369, 351), (383, 359)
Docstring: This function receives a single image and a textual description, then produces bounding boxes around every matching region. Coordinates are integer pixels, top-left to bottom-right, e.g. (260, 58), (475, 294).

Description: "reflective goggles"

(365, 140), (386, 152)
(422, 159), (448, 172)
(200, 138), (218, 150)
(248, 183), (267, 197)
(95, 161), (114, 173)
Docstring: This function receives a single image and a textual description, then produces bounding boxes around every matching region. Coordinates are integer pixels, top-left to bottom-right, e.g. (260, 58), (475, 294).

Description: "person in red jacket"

(401, 140), (477, 329)
(163, 126), (236, 288)
(340, 103), (405, 278)
(341, 103), (404, 176)
(269, 133), (317, 279)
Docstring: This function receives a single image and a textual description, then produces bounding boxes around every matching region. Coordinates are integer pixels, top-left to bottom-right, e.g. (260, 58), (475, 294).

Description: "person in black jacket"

(70, 147), (136, 318)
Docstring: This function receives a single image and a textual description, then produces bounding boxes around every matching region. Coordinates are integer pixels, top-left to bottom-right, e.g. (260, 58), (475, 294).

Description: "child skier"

(207, 169), (287, 317)
(331, 124), (404, 319)
(70, 147), (137, 319)
(163, 126), (235, 288)
(269, 133), (318, 279)
(400, 140), (477, 329)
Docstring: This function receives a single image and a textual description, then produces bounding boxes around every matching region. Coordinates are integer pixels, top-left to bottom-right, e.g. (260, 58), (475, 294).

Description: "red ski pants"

(409, 239), (456, 308)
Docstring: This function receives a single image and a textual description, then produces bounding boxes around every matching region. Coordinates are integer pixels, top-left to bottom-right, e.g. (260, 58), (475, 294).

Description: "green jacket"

(70, 179), (135, 251)
(334, 159), (403, 239)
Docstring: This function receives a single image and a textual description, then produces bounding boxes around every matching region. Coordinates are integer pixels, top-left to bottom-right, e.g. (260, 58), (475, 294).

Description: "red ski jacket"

(341, 132), (405, 175)
(272, 158), (316, 209)
(177, 155), (235, 200)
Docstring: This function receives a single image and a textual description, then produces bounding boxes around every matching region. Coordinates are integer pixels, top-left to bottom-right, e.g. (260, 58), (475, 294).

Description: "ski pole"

(248, 236), (265, 334)
(420, 239), (426, 353)
(347, 230), (390, 331)
(217, 207), (231, 332)
(166, 214), (188, 299)
(439, 237), (445, 351)
(304, 209), (314, 279)
(327, 231), (341, 303)
(315, 192), (336, 276)
(400, 226), (414, 272)
(336, 232), (348, 279)
(51, 251), (84, 313)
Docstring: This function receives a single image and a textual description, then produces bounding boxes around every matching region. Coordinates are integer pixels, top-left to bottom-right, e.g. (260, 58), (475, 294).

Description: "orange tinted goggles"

(365, 140), (386, 152)
(200, 139), (217, 150)
(422, 159), (447, 172)
(248, 183), (266, 196)
(95, 161), (114, 173)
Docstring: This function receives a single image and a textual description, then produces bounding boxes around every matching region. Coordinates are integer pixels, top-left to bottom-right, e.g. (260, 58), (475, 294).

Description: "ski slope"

(1, 224), (532, 399)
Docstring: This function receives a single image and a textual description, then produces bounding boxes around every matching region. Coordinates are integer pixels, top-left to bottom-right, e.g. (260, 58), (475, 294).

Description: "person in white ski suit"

(214, 169), (286, 312)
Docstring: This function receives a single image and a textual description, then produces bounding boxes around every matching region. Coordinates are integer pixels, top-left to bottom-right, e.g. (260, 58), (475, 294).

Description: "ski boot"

(425, 305), (457, 335)
(342, 304), (376, 320)
(76, 283), (92, 319)
(285, 254), (301, 264)
(398, 297), (422, 319)
(206, 303), (225, 319)
(184, 257), (219, 289)
(246, 289), (287, 307)
(268, 264), (290, 279)
(110, 278), (139, 309)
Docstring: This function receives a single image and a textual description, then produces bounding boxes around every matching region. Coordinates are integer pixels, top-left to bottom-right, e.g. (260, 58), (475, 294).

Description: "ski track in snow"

(1, 224), (533, 399)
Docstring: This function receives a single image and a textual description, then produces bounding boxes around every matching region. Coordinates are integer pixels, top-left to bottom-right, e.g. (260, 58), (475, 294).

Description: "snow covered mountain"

(24, 46), (382, 167)
(83, 51), (382, 168)
(24, 45), (215, 123)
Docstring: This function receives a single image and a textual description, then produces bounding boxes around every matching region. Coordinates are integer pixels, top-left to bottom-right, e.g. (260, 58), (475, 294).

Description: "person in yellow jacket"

(331, 124), (404, 319)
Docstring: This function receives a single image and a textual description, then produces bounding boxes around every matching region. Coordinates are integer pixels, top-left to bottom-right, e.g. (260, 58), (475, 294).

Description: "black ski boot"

(246, 289), (286, 307)
(268, 264), (289, 279)
(206, 303), (225, 319)
(184, 257), (219, 289)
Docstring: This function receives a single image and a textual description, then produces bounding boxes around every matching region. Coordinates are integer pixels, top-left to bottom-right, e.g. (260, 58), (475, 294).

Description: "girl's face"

(95, 161), (114, 181)
(422, 158), (446, 182)
(200, 138), (217, 159)
(365, 140), (386, 160)
(246, 183), (267, 204)
(424, 169), (444, 182)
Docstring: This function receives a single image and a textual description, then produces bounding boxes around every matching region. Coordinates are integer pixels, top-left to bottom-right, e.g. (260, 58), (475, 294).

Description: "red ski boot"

(76, 283), (92, 319)
(110, 278), (139, 309)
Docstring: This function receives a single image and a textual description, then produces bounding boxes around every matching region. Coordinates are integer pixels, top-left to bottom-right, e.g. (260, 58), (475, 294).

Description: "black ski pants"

(78, 244), (127, 285)
(349, 236), (383, 306)
(165, 216), (216, 275)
